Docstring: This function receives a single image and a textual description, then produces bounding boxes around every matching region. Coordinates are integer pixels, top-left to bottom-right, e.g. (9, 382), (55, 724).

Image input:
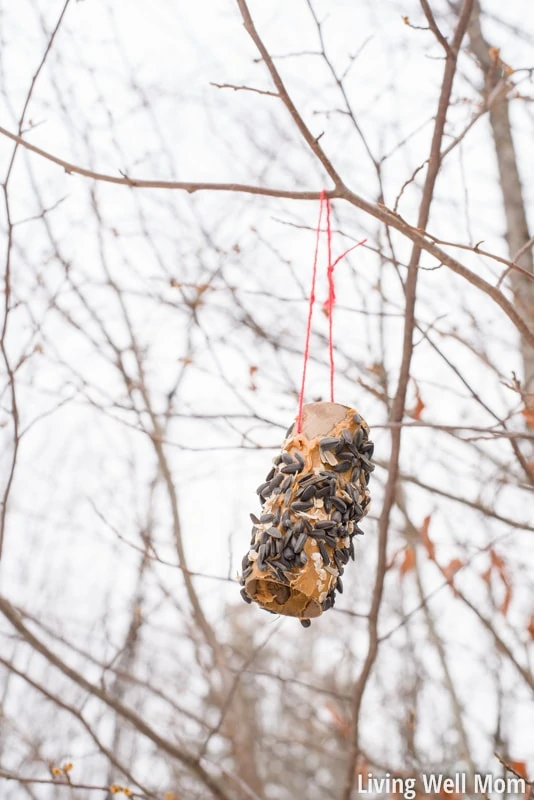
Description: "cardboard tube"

(242, 402), (372, 620)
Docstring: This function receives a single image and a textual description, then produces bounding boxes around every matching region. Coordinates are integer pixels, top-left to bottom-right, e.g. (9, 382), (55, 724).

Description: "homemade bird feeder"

(239, 191), (374, 626)
(239, 402), (374, 624)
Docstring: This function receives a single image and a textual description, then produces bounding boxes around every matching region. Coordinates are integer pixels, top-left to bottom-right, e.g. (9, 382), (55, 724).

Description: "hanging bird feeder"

(239, 192), (373, 626)
(239, 402), (373, 624)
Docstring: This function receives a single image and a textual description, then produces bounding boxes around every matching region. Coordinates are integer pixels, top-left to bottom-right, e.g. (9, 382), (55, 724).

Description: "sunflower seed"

(331, 497), (347, 513)
(300, 484), (317, 502)
(319, 437), (339, 450)
(333, 460), (352, 473)
(272, 473), (284, 488)
(267, 526), (282, 539)
(323, 450), (338, 467)
(281, 451), (293, 465)
(272, 566), (289, 583)
(336, 576), (343, 593)
(281, 463), (300, 475)
(335, 440), (347, 456)
(317, 540), (330, 565)
(337, 450), (355, 461)
(257, 553), (267, 572)
(315, 520), (336, 530)
(294, 532), (307, 554)
(282, 530), (293, 548)
(292, 501), (313, 512)
(240, 588), (252, 604)
(280, 476), (292, 492)
(360, 454), (375, 472)
(353, 428), (364, 448)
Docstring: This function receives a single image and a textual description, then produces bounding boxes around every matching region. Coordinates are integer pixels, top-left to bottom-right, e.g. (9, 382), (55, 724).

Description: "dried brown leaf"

(420, 514), (435, 561)
(443, 558), (463, 595)
(400, 547), (416, 577)
(411, 381), (425, 420)
(509, 761), (529, 780)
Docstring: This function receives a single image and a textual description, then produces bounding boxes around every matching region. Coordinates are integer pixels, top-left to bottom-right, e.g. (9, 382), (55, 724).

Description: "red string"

(325, 195), (335, 402)
(296, 190), (325, 434)
(295, 191), (367, 434)
(323, 239), (367, 402)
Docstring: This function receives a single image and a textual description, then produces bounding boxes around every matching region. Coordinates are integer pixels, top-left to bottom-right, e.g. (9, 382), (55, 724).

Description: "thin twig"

(210, 82), (278, 97)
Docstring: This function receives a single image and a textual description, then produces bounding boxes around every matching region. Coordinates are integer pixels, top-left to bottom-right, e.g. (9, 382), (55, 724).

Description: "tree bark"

(468, 0), (534, 405)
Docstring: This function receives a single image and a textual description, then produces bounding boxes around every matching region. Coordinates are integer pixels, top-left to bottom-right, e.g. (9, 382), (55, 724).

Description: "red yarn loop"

(296, 191), (366, 434)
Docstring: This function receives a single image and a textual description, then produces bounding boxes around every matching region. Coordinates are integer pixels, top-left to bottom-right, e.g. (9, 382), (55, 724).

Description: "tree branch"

(342, 1), (475, 795)
(0, 596), (234, 800)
